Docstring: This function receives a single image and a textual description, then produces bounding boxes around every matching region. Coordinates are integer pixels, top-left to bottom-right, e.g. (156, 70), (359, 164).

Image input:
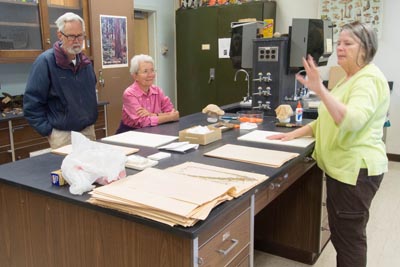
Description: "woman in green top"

(269, 21), (390, 267)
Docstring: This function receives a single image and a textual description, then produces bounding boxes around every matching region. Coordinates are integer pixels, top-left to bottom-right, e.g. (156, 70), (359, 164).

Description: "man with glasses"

(23, 12), (97, 149)
(116, 54), (179, 133)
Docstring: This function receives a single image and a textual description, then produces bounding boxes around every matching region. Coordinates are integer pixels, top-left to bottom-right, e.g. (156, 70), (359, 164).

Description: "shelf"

(0, 0), (38, 6)
(0, 21), (39, 27)
(1, 0), (89, 62)
(48, 4), (81, 10)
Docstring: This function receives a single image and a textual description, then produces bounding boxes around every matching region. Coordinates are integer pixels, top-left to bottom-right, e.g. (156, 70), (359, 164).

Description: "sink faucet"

(234, 69), (250, 101)
(294, 69), (307, 100)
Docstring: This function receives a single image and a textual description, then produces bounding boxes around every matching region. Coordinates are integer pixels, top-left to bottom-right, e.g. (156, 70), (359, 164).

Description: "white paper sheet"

(238, 130), (315, 148)
(218, 38), (231, 58)
(204, 144), (299, 168)
(158, 142), (199, 153)
(51, 143), (139, 156)
(101, 131), (178, 148)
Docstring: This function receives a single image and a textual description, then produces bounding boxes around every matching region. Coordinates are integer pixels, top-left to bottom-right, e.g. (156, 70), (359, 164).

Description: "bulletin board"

(319, 0), (383, 41)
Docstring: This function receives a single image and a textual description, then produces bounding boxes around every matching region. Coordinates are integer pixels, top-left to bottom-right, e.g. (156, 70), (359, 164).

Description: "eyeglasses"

(60, 31), (85, 41)
(137, 69), (157, 75)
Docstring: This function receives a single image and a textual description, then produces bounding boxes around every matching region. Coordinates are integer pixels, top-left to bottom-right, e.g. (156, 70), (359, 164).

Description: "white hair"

(55, 12), (85, 33)
(130, 54), (154, 75)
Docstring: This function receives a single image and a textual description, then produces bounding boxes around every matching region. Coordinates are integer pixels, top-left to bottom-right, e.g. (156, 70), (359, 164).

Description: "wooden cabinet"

(0, 0), (91, 63)
(198, 208), (250, 266)
(11, 117), (49, 160)
(0, 121), (12, 163)
(254, 160), (329, 265)
(0, 179), (251, 267)
(94, 103), (107, 139)
(0, 103), (107, 164)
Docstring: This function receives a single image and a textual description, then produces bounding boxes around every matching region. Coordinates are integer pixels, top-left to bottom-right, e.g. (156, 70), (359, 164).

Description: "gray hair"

(130, 54), (154, 75)
(55, 12), (85, 33)
(340, 21), (378, 65)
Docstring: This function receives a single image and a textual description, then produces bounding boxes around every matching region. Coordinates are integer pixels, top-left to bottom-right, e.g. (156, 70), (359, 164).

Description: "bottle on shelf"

(295, 101), (303, 122)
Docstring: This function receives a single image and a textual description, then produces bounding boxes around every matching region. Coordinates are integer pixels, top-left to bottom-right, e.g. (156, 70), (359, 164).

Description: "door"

(89, 0), (135, 134)
(133, 10), (149, 55)
(176, 7), (218, 116)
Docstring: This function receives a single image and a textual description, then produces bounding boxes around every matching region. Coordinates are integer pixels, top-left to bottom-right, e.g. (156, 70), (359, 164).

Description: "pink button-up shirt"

(121, 81), (175, 128)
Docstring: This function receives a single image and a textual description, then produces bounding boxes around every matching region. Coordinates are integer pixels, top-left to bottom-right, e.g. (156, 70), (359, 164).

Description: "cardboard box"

(262, 19), (274, 38)
(51, 169), (67, 186)
(179, 126), (222, 145)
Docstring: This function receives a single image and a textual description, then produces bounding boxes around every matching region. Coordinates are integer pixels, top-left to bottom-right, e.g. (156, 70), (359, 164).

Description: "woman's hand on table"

(267, 132), (296, 141)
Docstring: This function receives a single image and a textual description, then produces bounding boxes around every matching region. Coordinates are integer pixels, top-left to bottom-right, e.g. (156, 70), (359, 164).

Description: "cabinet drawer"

(255, 160), (314, 214)
(14, 141), (49, 161)
(198, 208), (250, 267)
(95, 105), (107, 139)
(95, 128), (106, 140)
(0, 121), (10, 147)
(0, 146), (12, 164)
(11, 118), (44, 146)
(95, 106), (106, 129)
(227, 245), (250, 267)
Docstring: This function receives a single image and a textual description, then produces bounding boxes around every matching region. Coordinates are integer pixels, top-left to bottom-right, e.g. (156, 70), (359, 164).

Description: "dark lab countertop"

(0, 101), (109, 122)
(0, 111), (315, 239)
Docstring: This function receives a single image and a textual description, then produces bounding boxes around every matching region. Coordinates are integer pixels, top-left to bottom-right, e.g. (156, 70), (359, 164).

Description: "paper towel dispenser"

(230, 21), (264, 69)
(289, 18), (334, 69)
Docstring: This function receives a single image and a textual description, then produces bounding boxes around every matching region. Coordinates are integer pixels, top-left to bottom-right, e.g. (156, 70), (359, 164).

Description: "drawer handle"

(12, 126), (25, 132)
(304, 156), (314, 162)
(217, 238), (238, 256)
(269, 183), (280, 190)
(269, 173), (289, 190)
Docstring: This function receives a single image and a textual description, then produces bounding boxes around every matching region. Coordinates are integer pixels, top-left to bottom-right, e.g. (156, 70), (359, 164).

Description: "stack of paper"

(88, 163), (268, 227)
(158, 141), (199, 153)
(166, 162), (268, 198)
(125, 155), (158, 170)
(204, 144), (299, 168)
(101, 131), (178, 148)
(88, 168), (235, 227)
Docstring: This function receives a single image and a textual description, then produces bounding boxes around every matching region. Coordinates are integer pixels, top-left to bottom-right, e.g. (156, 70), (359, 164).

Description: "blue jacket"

(23, 42), (97, 136)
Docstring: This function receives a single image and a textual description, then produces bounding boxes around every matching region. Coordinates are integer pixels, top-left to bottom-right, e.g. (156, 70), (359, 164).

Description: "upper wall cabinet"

(0, 0), (91, 63)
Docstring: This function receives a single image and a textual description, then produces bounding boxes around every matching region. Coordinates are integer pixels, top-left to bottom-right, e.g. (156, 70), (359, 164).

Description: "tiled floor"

(254, 161), (400, 267)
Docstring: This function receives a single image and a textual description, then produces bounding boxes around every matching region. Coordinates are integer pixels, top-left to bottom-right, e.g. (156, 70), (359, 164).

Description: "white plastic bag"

(61, 132), (127, 195)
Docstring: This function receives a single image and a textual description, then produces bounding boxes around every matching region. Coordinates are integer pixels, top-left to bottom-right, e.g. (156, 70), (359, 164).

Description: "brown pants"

(326, 169), (383, 267)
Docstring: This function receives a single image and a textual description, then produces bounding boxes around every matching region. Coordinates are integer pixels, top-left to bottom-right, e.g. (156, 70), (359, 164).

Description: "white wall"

(0, 63), (31, 95)
(373, 0), (400, 155)
(273, 0), (400, 155)
(274, 0), (319, 34)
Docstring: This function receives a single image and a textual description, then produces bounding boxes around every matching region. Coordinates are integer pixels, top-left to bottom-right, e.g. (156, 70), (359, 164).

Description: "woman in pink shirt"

(116, 54), (179, 133)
